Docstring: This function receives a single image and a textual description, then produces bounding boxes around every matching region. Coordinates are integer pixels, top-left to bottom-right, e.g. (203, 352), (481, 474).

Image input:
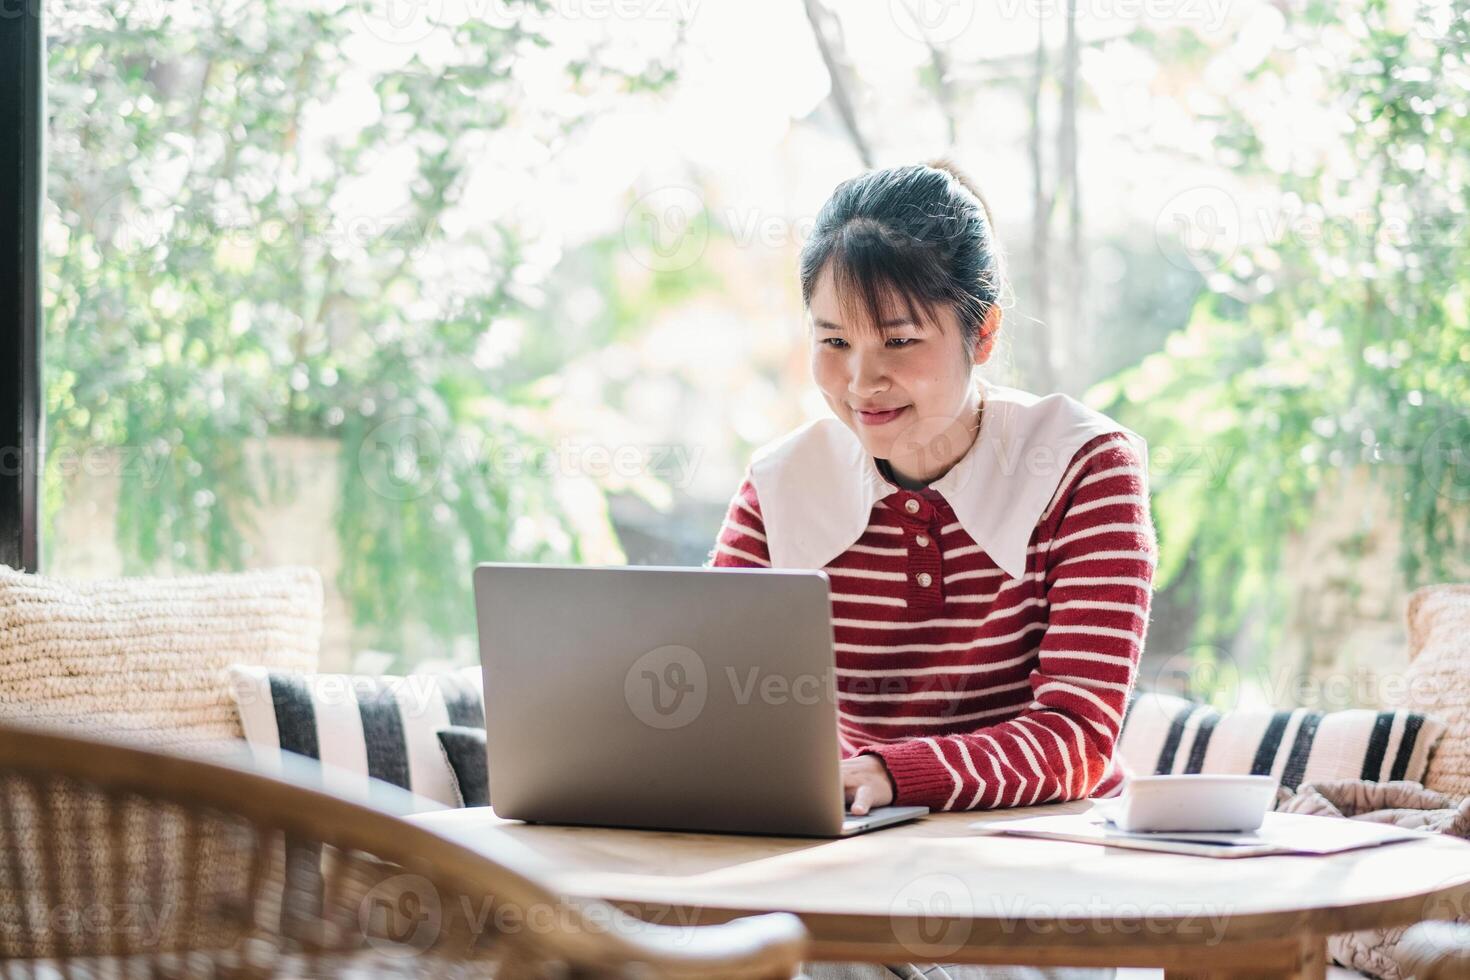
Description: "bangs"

(826, 218), (951, 341)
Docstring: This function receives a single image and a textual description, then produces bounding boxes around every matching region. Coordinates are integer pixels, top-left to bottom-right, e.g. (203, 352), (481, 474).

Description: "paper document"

(968, 808), (1432, 859)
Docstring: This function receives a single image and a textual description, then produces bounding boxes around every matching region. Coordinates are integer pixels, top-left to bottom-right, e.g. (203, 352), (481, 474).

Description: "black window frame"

(1, 0), (44, 572)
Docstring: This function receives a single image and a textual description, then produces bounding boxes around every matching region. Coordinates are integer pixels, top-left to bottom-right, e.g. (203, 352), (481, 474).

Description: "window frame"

(0, 0), (44, 572)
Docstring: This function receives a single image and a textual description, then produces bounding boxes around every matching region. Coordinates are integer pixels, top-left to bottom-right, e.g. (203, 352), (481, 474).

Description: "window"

(22, 0), (1470, 697)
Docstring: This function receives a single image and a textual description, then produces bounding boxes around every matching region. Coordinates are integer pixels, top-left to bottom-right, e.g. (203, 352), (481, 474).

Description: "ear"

(972, 305), (1002, 366)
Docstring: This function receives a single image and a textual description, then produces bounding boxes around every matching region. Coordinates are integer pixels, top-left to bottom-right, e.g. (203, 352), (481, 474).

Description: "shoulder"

(987, 384), (1142, 453)
(938, 384), (1147, 578)
(984, 383), (1148, 489)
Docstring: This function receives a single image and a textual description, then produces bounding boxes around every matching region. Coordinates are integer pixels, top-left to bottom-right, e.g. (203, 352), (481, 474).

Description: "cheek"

(810, 349), (844, 393)
(903, 349), (963, 398)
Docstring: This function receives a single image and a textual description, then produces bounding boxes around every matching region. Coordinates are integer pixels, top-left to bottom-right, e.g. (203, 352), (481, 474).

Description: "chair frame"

(0, 720), (807, 979)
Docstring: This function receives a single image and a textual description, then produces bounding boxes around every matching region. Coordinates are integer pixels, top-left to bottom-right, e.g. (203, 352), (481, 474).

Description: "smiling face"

(808, 262), (998, 485)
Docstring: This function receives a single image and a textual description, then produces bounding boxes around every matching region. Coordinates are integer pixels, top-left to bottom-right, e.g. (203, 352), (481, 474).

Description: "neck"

(882, 388), (984, 487)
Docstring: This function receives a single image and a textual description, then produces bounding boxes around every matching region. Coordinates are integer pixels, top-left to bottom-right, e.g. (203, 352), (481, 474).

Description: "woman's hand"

(842, 753), (896, 815)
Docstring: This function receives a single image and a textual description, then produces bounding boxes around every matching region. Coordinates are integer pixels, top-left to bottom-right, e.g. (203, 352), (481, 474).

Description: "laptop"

(472, 562), (930, 837)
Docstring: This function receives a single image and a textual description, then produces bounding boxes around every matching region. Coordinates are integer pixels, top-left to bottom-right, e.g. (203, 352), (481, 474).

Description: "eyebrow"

(813, 318), (917, 330)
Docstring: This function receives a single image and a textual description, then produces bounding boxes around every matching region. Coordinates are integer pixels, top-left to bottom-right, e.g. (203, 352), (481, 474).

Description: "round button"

(915, 534), (930, 547)
(904, 498), (921, 514)
(917, 572), (933, 588)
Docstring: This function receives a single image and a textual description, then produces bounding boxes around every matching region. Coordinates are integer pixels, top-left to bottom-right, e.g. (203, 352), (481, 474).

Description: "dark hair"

(798, 158), (1006, 358)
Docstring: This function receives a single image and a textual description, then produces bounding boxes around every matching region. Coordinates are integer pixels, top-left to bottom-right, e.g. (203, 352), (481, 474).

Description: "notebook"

(968, 808), (1432, 859)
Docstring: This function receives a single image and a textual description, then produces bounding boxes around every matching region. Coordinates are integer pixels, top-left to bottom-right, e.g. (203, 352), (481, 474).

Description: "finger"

(851, 784), (872, 815)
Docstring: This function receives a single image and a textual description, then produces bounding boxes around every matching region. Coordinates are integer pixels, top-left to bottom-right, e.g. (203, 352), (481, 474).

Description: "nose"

(846, 346), (888, 397)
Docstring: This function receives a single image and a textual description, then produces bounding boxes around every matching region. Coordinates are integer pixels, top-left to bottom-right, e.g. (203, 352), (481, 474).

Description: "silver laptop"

(472, 562), (929, 837)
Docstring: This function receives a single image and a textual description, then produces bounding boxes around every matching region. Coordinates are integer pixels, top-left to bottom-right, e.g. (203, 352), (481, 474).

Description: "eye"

(819, 337), (918, 349)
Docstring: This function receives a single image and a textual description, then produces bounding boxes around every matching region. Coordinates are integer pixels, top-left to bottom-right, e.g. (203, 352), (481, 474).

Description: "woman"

(709, 161), (1157, 980)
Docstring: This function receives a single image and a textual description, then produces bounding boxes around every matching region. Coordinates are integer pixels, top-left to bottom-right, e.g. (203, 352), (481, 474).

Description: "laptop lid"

(473, 563), (849, 836)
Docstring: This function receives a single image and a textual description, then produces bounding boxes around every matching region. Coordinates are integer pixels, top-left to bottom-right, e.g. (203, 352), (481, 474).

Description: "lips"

(855, 405), (909, 426)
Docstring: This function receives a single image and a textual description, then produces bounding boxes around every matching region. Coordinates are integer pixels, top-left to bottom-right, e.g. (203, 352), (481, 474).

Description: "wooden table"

(408, 801), (1470, 978)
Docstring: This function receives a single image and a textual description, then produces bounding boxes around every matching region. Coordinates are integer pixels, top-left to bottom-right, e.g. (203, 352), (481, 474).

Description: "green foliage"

(1092, 0), (1470, 653)
(43, 0), (680, 664)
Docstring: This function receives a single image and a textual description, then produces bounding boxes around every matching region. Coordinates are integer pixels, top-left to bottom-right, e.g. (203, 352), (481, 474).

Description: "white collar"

(747, 380), (1147, 580)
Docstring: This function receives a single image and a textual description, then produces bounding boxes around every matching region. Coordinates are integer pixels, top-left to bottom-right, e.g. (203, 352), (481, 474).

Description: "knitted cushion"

(229, 665), (482, 809)
(1118, 691), (1445, 792)
(1389, 583), (1470, 798)
(0, 565), (323, 959)
(0, 564), (323, 742)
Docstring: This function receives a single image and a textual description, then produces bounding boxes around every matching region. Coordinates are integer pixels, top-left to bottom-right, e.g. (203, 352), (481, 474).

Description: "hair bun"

(924, 156), (978, 194)
(923, 156), (995, 228)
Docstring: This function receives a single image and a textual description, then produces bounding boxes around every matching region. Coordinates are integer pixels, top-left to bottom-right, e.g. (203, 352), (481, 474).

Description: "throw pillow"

(1118, 691), (1445, 792)
(0, 563), (322, 744)
(436, 724), (490, 808)
(1387, 583), (1470, 798)
(229, 664), (483, 809)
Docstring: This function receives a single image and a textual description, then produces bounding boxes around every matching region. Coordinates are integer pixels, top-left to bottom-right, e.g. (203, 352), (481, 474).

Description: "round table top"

(409, 800), (1470, 957)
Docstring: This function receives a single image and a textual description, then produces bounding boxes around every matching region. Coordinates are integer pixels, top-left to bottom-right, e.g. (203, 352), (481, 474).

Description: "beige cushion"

(0, 564), (323, 742)
(1391, 584), (1470, 798)
(0, 565), (324, 958)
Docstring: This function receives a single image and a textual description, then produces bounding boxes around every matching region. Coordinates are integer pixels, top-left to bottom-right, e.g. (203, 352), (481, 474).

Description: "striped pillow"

(228, 665), (484, 809)
(1117, 692), (1446, 792)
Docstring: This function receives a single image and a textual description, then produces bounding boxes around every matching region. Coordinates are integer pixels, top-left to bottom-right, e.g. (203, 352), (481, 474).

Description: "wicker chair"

(0, 719), (809, 978)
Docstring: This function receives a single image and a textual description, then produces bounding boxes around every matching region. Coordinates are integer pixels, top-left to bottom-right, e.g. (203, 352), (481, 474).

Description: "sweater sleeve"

(856, 433), (1157, 811)
(705, 473), (771, 568)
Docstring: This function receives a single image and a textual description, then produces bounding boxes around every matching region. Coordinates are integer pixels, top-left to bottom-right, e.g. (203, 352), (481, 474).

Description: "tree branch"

(801, 0), (873, 168)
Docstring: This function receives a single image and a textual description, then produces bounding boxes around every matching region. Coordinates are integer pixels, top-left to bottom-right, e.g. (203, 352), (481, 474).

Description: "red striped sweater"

(708, 428), (1157, 811)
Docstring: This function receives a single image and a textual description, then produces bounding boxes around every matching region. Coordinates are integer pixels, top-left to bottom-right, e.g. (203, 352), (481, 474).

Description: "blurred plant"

(1091, 0), (1470, 653)
(43, 0), (683, 662)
